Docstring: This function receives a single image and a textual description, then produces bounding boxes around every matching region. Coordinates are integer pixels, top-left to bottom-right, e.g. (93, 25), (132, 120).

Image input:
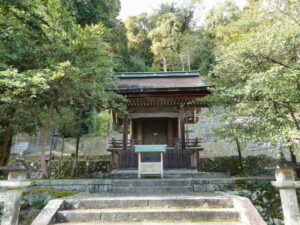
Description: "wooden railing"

(108, 138), (203, 151)
(107, 138), (203, 170)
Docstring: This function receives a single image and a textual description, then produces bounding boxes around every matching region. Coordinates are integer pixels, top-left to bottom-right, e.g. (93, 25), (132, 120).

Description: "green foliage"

(30, 200), (47, 209)
(124, 3), (195, 71)
(122, 0), (240, 73)
(201, 155), (274, 176)
(204, 0), (300, 149)
(86, 111), (112, 136)
(0, 0), (124, 166)
(68, 0), (121, 27)
(204, 0), (240, 32)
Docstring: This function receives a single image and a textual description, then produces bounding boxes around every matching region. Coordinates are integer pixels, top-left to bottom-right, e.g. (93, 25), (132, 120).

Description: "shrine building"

(108, 71), (210, 171)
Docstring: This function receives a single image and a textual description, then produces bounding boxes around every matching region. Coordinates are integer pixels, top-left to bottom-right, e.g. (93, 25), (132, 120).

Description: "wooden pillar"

(122, 114), (129, 167)
(137, 119), (143, 144)
(167, 119), (173, 146)
(179, 113), (186, 150)
(197, 151), (200, 171)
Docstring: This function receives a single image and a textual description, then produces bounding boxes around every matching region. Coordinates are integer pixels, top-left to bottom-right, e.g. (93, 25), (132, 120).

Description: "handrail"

(108, 138), (202, 151)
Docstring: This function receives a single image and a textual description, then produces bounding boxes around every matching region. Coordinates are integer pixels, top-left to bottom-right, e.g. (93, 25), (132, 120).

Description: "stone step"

(64, 197), (234, 209)
(112, 179), (192, 188)
(96, 172), (230, 180)
(111, 186), (193, 193)
(54, 222), (244, 225)
(55, 208), (240, 223)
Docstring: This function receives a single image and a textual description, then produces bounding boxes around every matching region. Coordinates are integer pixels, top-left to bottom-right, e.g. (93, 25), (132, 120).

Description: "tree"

(125, 14), (153, 71)
(0, 69), (49, 166)
(204, 0), (300, 158)
(69, 0), (121, 28)
(195, 0), (241, 75)
(203, 108), (257, 175)
(204, 0), (240, 32)
(148, 3), (194, 71)
(0, 0), (121, 175)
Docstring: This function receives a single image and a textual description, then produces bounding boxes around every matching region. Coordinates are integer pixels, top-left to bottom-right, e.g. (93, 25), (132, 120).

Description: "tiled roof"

(116, 71), (200, 78)
(118, 76), (207, 90)
(116, 71), (208, 90)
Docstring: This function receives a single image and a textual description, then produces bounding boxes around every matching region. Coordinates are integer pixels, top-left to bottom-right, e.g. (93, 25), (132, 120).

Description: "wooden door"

(143, 118), (167, 144)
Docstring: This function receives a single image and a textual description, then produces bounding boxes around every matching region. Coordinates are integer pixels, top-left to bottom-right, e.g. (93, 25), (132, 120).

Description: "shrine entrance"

(143, 118), (167, 145)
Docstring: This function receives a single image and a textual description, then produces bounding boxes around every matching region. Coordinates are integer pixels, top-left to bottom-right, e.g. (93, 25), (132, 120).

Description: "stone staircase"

(32, 194), (267, 225)
(56, 196), (241, 225)
(112, 179), (193, 193)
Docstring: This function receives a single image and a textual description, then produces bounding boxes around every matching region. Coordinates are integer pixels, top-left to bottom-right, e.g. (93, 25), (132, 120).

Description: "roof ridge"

(116, 71), (200, 78)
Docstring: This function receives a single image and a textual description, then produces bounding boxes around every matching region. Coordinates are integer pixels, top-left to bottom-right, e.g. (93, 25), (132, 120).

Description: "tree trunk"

(40, 104), (53, 179)
(289, 145), (297, 163)
(0, 127), (13, 166)
(289, 108), (300, 131)
(171, 58), (175, 71)
(235, 137), (245, 175)
(71, 159), (77, 177)
(162, 57), (167, 72)
(187, 50), (191, 71)
(180, 54), (185, 71)
(60, 136), (65, 161)
(75, 136), (80, 159)
(71, 136), (81, 177)
(40, 126), (49, 179)
(58, 136), (65, 170)
(109, 110), (113, 133)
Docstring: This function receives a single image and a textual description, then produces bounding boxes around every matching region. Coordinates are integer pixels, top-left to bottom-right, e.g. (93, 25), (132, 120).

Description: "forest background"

(0, 0), (299, 178)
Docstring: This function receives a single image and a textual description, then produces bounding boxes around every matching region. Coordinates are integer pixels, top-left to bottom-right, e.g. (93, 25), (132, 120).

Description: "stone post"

(269, 156), (300, 225)
(0, 158), (31, 225)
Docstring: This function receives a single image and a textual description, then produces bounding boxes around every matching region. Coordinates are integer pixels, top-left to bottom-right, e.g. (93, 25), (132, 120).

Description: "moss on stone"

(22, 188), (79, 198)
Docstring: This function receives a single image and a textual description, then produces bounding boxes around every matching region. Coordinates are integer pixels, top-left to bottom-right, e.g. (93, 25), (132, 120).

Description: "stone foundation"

(28, 177), (273, 193)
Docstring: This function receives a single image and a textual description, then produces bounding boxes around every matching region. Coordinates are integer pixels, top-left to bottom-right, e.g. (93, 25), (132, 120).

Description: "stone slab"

(54, 222), (244, 225)
(0, 181), (31, 189)
(31, 199), (64, 225)
(112, 186), (193, 194)
(63, 197), (234, 209)
(112, 179), (192, 187)
(232, 196), (267, 225)
(56, 208), (240, 223)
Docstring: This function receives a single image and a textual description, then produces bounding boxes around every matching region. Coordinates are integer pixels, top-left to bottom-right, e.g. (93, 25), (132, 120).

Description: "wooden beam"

(118, 112), (193, 119)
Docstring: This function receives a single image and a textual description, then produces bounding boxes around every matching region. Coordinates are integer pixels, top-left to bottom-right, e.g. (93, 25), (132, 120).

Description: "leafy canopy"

(205, 0), (300, 147)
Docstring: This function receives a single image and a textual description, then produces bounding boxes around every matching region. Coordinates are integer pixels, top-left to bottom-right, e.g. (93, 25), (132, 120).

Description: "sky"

(118, 0), (247, 22)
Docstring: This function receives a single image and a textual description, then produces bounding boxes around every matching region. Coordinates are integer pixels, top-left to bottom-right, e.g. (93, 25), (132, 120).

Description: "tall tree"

(70, 0), (121, 28)
(204, 0), (300, 156)
(125, 13), (153, 71)
(0, 0), (121, 173)
(148, 3), (194, 71)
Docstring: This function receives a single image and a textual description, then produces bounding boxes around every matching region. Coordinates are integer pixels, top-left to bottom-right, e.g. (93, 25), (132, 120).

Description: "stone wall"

(49, 160), (110, 179)
(0, 202), (3, 222)
(30, 179), (112, 193)
(226, 180), (285, 225)
(29, 159), (110, 179)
